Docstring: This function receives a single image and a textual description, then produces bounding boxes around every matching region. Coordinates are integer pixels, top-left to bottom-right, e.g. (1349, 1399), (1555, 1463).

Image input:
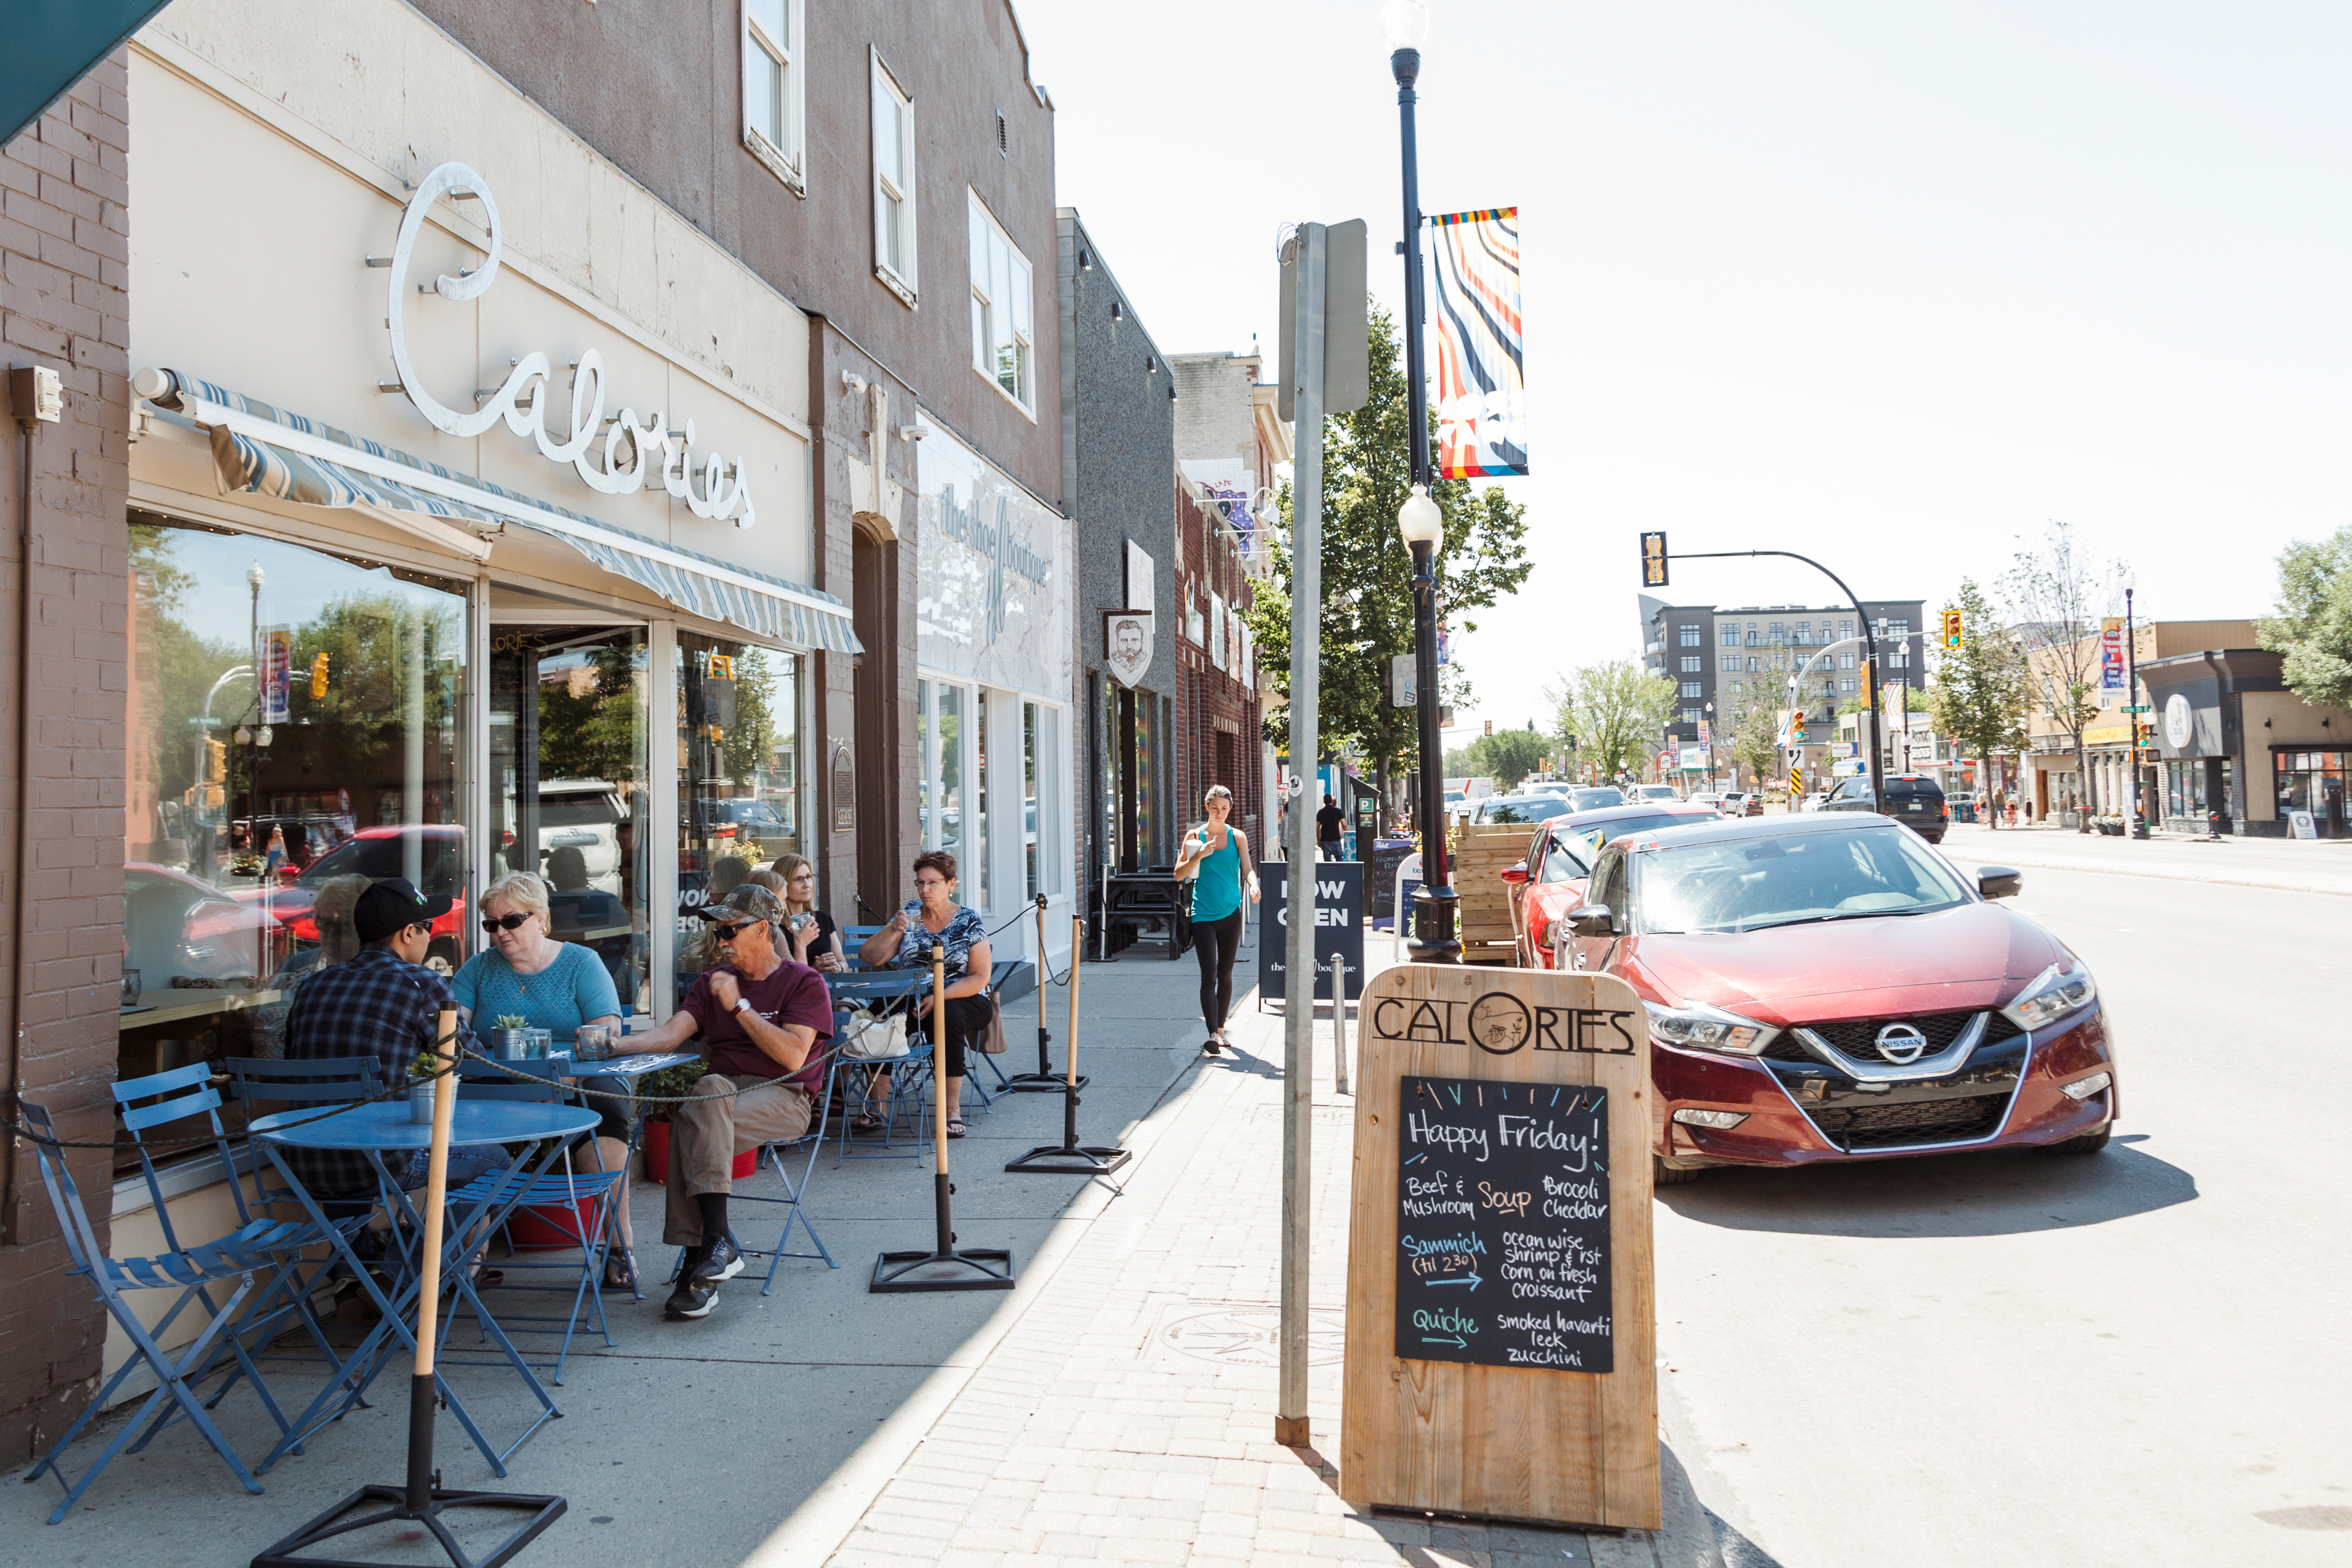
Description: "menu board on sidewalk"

(1393, 1074), (1613, 1373)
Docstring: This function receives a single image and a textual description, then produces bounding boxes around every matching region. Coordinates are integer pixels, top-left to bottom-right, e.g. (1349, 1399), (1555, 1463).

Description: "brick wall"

(0, 55), (132, 1468)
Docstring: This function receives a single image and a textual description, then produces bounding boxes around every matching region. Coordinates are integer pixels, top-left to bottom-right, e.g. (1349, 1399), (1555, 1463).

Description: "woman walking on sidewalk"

(1175, 785), (1260, 1055)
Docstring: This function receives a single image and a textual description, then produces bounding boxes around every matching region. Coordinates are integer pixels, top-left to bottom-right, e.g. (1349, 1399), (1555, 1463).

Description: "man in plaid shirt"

(281, 877), (480, 1198)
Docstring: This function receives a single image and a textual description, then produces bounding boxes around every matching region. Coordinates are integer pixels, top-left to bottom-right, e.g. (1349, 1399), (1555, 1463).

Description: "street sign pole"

(1278, 221), (1327, 1451)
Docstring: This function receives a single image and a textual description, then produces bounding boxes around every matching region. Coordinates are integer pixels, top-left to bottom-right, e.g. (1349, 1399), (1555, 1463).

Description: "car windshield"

(1482, 795), (1569, 823)
(1570, 810), (1710, 854)
(1632, 826), (1971, 934)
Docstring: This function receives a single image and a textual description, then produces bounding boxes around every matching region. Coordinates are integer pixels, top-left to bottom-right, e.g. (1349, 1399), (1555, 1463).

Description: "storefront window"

(918, 678), (983, 899)
(2274, 750), (2348, 829)
(1024, 700), (1061, 899)
(974, 696), (990, 909)
(124, 517), (466, 1163)
(675, 635), (803, 987)
(492, 626), (648, 1012)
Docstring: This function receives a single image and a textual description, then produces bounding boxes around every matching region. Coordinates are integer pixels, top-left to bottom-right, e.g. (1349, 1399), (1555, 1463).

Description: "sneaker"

(691, 1234), (745, 1286)
(1203, 1034), (1222, 1055)
(664, 1277), (718, 1320)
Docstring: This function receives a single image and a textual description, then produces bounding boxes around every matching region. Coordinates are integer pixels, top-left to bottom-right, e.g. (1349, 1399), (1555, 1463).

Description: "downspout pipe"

(5, 400), (37, 1243)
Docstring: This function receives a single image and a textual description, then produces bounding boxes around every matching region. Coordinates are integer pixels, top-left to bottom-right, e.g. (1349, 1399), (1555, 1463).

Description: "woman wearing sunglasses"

(451, 870), (633, 1284)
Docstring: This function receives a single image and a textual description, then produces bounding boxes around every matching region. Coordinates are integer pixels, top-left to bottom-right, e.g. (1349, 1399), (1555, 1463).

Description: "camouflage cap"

(692, 882), (786, 925)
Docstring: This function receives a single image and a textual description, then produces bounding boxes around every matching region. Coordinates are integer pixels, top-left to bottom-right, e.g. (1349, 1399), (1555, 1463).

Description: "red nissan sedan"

(1554, 813), (2116, 1184)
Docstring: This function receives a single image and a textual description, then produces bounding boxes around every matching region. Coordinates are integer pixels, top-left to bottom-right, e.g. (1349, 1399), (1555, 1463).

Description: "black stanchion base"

(869, 1247), (1017, 1293)
(1004, 1072), (1089, 1094)
(1004, 1142), (1131, 1175)
(250, 1484), (564, 1568)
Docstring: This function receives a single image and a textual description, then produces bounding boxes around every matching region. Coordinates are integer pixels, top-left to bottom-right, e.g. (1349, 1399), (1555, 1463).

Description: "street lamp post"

(2124, 580), (2140, 838)
(1387, 0), (1456, 963)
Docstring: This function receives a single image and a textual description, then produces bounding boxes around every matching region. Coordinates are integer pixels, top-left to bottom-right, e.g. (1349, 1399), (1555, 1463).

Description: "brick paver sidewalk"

(825, 988), (1721, 1568)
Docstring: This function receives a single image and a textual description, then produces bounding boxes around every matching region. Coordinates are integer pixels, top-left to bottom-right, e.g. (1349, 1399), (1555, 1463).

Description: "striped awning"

(142, 371), (861, 654)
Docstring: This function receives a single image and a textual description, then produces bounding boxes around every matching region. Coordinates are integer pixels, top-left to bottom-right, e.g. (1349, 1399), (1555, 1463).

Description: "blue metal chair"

(18, 1079), (332, 1523)
(835, 996), (930, 1163)
(443, 1055), (621, 1384)
(737, 1045), (841, 1289)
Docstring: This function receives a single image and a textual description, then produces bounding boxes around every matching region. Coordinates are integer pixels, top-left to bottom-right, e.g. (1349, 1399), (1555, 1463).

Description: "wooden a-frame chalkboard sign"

(1341, 963), (1659, 1532)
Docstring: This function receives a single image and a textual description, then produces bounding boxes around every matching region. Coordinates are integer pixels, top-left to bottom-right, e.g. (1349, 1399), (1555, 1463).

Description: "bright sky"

(1017, 0), (2351, 737)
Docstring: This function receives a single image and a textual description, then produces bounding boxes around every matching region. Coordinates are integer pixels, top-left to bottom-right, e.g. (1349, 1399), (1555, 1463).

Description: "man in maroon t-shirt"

(629, 883), (835, 1320)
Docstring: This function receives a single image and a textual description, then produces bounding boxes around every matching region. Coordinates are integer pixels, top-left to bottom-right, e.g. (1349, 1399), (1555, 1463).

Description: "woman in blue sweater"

(1173, 785), (1260, 1055)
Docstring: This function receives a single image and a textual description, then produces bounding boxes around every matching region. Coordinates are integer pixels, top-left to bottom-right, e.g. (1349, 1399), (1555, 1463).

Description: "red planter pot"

(641, 1116), (756, 1184)
(509, 1195), (600, 1250)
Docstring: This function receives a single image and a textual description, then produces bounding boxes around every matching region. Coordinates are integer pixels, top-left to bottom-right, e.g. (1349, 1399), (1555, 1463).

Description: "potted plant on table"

(407, 1048), (444, 1123)
(486, 1013), (532, 1059)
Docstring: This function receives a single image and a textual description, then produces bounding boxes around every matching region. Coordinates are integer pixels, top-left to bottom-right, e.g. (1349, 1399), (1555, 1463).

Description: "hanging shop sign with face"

(387, 161), (757, 527)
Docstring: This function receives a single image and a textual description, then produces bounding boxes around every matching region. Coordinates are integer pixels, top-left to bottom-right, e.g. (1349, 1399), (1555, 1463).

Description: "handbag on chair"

(977, 992), (1009, 1054)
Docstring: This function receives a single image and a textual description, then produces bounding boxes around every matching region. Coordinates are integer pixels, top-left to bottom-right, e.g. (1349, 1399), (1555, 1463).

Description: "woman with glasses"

(450, 870), (634, 1284)
(1173, 785), (1260, 1055)
(857, 850), (991, 1138)
(768, 854), (844, 973)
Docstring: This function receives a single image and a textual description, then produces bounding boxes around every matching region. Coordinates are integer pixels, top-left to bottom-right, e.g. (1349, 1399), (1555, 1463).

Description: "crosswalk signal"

(1941, 610), (1963, 651)
(1639, 532), (1669, 588)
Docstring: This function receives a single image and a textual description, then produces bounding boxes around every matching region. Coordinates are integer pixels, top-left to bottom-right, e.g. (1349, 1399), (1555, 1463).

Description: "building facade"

(2018, 620), (2256, 828)
(0, 51), (134, 1470)
(409, 0), (1074, 964)
(1646, 599), (1924, 786)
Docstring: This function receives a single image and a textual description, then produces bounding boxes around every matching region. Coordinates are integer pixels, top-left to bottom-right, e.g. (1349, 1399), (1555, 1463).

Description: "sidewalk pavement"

(1938, 821), (2352, 897)
(4, 917), (1722, 1568)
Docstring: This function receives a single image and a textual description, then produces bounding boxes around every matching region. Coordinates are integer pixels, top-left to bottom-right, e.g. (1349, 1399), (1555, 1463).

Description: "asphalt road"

(1653, 862), (2352, 1566)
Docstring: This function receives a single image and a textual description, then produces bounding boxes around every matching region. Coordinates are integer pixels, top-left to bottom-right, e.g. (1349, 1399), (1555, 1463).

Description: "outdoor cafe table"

(249, 1099), (597, 1477)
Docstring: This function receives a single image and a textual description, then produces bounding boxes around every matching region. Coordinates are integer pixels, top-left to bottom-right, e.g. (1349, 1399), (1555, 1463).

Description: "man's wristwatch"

(731, 997), (754, 1017)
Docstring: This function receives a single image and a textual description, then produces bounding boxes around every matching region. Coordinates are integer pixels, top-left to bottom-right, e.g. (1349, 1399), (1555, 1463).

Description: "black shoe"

(664, 1278), (717, 1320)
(691, 1234), (745, 1286)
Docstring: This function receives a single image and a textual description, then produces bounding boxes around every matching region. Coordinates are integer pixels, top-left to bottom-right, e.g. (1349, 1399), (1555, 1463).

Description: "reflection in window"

(676, 636), (803, 991)
(123, 518), (465, 1167)
(492, 626), (648, 1013)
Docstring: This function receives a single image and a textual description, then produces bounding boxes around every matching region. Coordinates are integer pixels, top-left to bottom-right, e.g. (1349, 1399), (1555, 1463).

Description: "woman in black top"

(767, 855), (844, 971)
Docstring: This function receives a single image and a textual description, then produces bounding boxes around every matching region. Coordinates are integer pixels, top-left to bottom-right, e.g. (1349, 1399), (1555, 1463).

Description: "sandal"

(850, 1114), (887, 1137)
(944, 1119), (969, 1139)
(602, 1252), (637, 1292)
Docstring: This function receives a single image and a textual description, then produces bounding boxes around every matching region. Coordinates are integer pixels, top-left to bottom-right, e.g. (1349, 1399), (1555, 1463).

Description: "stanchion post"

(872, 951), (1016, 1291)
(251, 1010), (564, 1568)
(1009, 895), (1085, 1092)
(1332, 955), (1351, 1096)
(1006, 915), (1129, 1175)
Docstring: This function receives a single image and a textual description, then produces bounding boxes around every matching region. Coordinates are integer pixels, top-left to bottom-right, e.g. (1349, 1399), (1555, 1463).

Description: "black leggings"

(1192, 909), (1245, 1033)
(913, 991), (993, 1080)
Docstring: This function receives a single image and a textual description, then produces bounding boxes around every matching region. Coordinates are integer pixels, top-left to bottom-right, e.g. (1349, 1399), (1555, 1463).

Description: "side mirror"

(1567, 904), (1616, 937)
(1498, 864), (1530, 885)
(1977, 866), (2023, 900)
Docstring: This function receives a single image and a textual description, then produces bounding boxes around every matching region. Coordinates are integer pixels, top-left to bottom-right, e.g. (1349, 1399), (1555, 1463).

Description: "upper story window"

(872, 52), (916, 304)
(1839, 619), (1854, 638)
(1718, 622), (1739, 646)
(1678, 624), (1699, 647)
(1719, 654), (1740, 672)
(968, 194), (1034, 413)
(1679, 656), (1700, 674)
(743, 1), (804, 193)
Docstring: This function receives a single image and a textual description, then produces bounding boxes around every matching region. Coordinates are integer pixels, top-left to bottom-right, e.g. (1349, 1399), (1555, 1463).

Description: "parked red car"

(1555, 813), (2116, 1182)
(1505, 802), (1722, 968)
(232, 825), (469, 969)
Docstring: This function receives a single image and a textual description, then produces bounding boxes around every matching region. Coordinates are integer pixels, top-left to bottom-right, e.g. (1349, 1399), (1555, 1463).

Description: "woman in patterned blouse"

(858, 849), (992, 1138)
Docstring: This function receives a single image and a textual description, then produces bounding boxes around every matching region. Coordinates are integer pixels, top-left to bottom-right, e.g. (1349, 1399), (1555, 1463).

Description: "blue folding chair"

(737, 1045), (841, 1289)
(443, 1056), (622, 1384)
(835, 997), (930, 1163)
(17, 1080), (335, 1523)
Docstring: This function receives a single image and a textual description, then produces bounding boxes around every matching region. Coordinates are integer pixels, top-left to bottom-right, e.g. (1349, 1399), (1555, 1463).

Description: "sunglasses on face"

(710, 920), (757, 941)
(481, 912), (533, 933)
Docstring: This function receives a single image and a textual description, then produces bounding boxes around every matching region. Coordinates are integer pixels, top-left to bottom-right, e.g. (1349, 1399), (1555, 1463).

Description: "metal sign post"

(253, 1012), (563, 1568)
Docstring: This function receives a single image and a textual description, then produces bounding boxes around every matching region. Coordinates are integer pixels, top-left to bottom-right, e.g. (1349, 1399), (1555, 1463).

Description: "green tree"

(2001, 520), (2116, 823)
(1926, 578), (2029, 810)
(1440, 725), (1552, 789)
(1240, 307), (1533, 812)
(1718, 680), (1784, 787)
(722, 647), (779, 787)
(1547, 660), (1675, 782)
(539, 642), (646, 785)
(2260, 524), (2352, 709)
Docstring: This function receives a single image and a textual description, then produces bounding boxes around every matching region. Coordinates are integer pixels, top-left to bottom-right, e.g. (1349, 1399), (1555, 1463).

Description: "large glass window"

(2272, 750), (2346, 829)
(491, 626), (648, 1013)
(872, 55), (915, 294)
(743, 0), (803, 182)
(968, 193), (1035, 411)
(676, 635), (804, 986)
(123, 518), (466, 1165)
(1024, 700), (1062, 899)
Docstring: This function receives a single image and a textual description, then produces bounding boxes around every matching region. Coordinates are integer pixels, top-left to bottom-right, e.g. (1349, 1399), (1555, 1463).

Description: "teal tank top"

(1188, 828), (1243, 922)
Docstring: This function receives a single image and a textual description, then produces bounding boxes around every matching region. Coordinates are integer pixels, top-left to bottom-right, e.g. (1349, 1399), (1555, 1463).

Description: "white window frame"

(967, 191), (1036, 417)
(871, 50), (917, 306)
(742, 0), (805, 195)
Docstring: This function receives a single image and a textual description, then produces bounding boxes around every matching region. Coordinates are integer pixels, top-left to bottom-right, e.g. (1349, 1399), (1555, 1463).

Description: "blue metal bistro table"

(250, 1101), (599, 1476)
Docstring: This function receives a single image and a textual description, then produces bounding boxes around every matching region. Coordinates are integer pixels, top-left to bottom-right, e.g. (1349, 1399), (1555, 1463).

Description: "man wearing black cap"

(280, 877), (480, 1199)
(626, 882), (835, 1320)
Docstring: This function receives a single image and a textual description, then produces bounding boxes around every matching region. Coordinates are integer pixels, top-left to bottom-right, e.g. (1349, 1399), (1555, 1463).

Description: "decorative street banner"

(2100, 617), (2125, 692)
(259, 627), (292, 724)
(1429, 207), (1526, 479)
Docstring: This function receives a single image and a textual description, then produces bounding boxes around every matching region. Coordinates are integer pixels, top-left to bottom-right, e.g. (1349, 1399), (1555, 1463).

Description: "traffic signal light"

(1639, 531), (1668, 587)
(1791, 715), (1807, 744)
(1482, 719), (1493, 737)
(1941, 610), (1963, 651)
(309, 652), (330, 699)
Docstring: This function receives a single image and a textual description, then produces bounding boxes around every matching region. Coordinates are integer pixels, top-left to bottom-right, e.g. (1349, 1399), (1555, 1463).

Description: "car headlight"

(1644, 999), (1779, 1056)
(2002, 962), (2098, 1031)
